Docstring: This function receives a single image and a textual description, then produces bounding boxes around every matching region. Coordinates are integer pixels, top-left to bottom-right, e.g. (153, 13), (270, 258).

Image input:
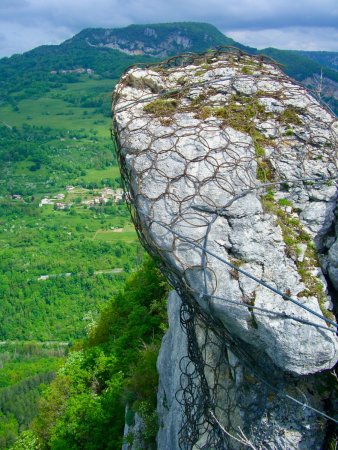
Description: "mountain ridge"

(0, 21), (337, 113)
(66, 22), (255, 57)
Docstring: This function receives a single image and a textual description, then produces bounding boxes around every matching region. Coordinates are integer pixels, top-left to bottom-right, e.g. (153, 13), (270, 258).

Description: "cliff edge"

(113, 49), (338, 449)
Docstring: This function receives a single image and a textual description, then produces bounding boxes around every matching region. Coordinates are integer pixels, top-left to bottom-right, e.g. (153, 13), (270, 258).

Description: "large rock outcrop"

(113, 49), (338, 449)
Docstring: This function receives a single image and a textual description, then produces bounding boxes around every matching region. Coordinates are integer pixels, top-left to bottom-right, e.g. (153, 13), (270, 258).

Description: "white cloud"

(0, 0), (337, 57)
(226, 26), (338, 51)
(19, 0), (336, 29)
(0, 21), (72, 57)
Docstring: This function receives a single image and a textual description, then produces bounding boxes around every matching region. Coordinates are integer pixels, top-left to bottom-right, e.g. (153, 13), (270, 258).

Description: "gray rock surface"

(122, 410), (150, 450)
(156, 291), (186, 450)
(113, 50), (338, 449)
(157, 291), (328, 450)
(328, 237), (338, 290)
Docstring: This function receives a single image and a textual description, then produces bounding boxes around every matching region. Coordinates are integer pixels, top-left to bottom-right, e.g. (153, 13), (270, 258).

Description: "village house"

(54, 193), (65, 200)
(101, 188), (115, 196)
(39, 198), (54, 207)
(82, 200), (94, 207)
(93, 196), (109, 205)
(38, 275), (50, 281)
(113, 189), (124, 202)
(55, 202), (69, 210)
(50, 68), (94, 75)
(74, 68), (86, 74)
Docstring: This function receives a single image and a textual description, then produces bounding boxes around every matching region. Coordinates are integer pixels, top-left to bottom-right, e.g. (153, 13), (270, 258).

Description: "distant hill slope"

(295, 50), (338, 72)
(67, 22), (254, 57)
(0, 41), (153, 101)
(260, 47), (338, 113)
(260, 47), (338, 81)
(0, 22), (337, 113)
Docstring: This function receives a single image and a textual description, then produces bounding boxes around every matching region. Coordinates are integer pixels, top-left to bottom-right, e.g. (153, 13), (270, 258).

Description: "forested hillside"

(0, 34), (147, 447)
(29, 258), (169, 449)
(296, 50), (338, 71)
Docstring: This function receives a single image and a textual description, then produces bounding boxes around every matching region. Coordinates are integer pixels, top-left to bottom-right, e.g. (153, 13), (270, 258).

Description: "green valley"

(0, 51), (144, 447)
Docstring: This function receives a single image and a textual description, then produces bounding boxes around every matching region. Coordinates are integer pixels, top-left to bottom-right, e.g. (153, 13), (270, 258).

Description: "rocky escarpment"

(76, 23), (241, 58)
(113, 49), (338, 449)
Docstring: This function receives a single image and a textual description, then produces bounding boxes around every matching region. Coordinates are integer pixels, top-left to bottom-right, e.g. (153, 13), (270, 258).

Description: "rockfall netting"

(112, 48), (338, 449)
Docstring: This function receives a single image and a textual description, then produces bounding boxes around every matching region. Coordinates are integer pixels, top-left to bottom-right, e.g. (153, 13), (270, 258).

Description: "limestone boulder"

(113, 50), (338, 376)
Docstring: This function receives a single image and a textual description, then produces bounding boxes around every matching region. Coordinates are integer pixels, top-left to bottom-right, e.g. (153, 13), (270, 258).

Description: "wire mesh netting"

(112, 48), (338, 449)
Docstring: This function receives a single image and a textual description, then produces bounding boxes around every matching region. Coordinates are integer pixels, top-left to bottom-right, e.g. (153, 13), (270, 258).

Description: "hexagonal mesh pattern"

(112, 48), (338, 449)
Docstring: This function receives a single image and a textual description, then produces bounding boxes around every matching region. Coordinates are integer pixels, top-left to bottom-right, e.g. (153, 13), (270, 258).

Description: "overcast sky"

(1, 0), (337, 58)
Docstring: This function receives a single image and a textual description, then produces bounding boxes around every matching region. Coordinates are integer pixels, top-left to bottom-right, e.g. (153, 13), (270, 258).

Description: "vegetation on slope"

(0, 50), (142, 443)
(295, 50), (338, 72)
(0, 343), (65, 449)
(0, 43), (152, 106)
(23, 258), (169, 449)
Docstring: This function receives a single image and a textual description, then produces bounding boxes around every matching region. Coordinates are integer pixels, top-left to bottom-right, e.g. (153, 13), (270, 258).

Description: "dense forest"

(7, 259), (169, 449)
(0, 342), (65, 449)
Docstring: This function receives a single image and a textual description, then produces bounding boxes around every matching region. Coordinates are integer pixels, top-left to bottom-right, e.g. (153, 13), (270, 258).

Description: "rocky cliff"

(72, 23), (248, 58)
(112, 48), (338, 449)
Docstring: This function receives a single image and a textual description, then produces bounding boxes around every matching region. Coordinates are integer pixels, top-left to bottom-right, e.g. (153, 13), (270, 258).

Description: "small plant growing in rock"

(261, 196), (333, 319)
(278, 107), (302, 126)
(256, 159), (274, 182)
(284, 128), (294, 136)
(278, 198), (292, 207)
(177, 76), (187, 86)
(241, 66), (254, 75)
(195, 69), (206, 76)
(144, 98), (177, 116)
(255, 143), (266, 157)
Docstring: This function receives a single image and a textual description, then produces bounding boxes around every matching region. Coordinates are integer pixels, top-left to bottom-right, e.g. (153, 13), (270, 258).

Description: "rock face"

(156, 291), (186, 450)
(113, 49), (338, 449)
(77, 23), (234, 58)
(157, 292), (330, 450)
